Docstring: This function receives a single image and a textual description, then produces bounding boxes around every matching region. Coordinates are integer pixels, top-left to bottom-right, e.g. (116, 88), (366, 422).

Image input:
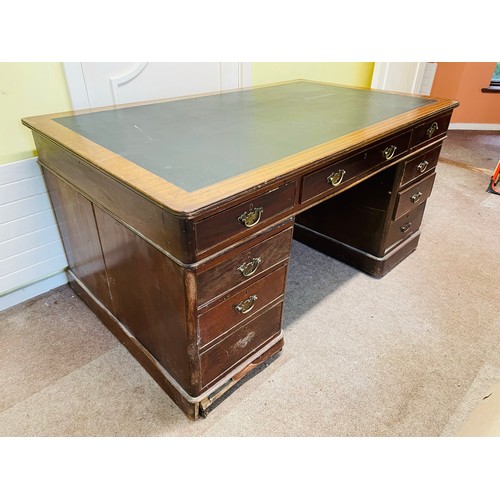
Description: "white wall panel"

(1, 210), (59, 242)
(0, 175), (48, 206)
(0, 272), (67, 312)
(0, 254), (68, 294)
(0, 158), (41, 184)
(0, 225), (62, 260)
(419, 63), (438, 96)
(371, 63), (426, 94)
(0, 157), (68, 307)
(0, 240), (65, 276)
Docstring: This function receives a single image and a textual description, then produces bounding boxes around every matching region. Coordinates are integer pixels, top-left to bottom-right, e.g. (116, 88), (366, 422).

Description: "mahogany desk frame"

(23, 81), (459, 419)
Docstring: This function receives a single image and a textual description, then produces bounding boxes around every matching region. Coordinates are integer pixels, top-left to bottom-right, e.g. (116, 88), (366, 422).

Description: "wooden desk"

(23, 81), (458, 419)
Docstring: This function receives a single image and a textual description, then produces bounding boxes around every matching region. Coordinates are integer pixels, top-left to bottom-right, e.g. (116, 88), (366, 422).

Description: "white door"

(64, 62), (252, 110)
(371, 62), (437, 95)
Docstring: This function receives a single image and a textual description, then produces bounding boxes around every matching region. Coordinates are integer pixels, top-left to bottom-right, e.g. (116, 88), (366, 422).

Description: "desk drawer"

(301, 131), (411, 203)
(200, 302), (283, 388)
(195, 182), (295, 253)
(197, 225), (293, 307)
(198, 265), (287, 347)
(410, 113), (451, 149)
(400, 145), (441, 188)
(386, 202), (426, 251)
(393, 172), (435, 220)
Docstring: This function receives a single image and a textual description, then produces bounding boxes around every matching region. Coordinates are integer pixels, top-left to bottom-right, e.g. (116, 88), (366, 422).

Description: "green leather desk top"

(54, 81), (435, 192)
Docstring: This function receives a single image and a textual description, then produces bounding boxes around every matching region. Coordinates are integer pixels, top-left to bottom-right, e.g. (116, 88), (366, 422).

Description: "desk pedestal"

(295, 155), (434, 277)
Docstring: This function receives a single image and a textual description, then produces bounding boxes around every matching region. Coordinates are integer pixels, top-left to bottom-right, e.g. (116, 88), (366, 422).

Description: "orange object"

(487, 160), (500, 195)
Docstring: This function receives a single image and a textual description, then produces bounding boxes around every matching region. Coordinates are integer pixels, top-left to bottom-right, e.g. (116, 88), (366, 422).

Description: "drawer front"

(393, 172), (436, 220)
(197, 225), (293, 307)
(195, 182), (296, 253)
(200, 302), (283, 388)
(410, 113), (452, 149)
(301, 131), (411, 203)
(400, 144), (441, 188)
(198, 265), (287, 347)
(366, 130), (412, 168)
(386, 202), (426, 251)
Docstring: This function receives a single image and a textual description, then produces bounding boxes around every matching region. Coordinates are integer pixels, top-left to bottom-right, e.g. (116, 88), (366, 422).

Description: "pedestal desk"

(23, 81), (458, 419)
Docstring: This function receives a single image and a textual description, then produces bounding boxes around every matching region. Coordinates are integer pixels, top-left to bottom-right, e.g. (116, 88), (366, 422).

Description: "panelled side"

(42, 167), (113, 311)
(93, 206), (196, 395)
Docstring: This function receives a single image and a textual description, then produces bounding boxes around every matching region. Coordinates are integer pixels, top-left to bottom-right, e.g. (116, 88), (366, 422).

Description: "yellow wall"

(0, 63), (71, 165)
(252, 62), (374, 88)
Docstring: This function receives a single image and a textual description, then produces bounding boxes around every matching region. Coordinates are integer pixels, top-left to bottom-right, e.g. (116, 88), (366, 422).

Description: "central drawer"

(301, 130), (411, 203)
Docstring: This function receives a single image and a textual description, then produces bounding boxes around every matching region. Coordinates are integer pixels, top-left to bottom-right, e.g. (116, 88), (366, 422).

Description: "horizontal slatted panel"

(0, 157), (41, 184)
(0, 226), (64, 260)
(0, 254), (68, 293)
(0, 157), (68, 297)
(0, 209), (59, 241)
(0, 193), (54, 225)
(0, 175), (49, 206)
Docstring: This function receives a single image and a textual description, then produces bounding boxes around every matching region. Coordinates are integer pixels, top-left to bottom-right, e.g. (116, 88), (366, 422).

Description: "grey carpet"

(0, 132), (499, 436)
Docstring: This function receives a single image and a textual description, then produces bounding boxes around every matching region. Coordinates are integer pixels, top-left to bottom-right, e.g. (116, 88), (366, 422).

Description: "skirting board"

(0, 271), (68, 312)
(449, 123), (500, 131)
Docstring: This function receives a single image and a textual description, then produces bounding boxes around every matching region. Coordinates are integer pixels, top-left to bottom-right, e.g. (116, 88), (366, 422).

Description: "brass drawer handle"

(410, 191), (423, 203)
(427, 122), (439, 138)
(383, 145), (397, 160)
(327, 169), (346, 187)
(235, 294), (258, 314)
(400, 222), (412, 233)
(238, 207), (263, 228)
(237, 257), (262, 277)
(417, 160), (429, 173)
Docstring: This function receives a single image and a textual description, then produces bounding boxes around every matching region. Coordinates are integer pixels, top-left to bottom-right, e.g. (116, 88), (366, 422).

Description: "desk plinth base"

(67, 270), (284, 420)
(294, 224), (421, 278)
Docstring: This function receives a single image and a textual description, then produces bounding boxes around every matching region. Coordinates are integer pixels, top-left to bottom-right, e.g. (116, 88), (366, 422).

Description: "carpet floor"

(0, 131), (499, 436)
